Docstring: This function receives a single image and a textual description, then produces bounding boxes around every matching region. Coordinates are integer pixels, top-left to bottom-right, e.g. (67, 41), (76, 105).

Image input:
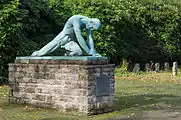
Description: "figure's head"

(86, 18), (101, 30)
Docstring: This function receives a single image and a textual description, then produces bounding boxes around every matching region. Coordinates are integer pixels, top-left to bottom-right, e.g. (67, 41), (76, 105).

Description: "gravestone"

(155, 63), (160, 73)
(145, 63), (151, 72)
(172, 62), (178, 76)
(164, 62), (170, 71)
(150, 61), (154, 71)
(127, 60), (134, 72)
(8, 56), (115, 115)
(133, 63), (140, 73)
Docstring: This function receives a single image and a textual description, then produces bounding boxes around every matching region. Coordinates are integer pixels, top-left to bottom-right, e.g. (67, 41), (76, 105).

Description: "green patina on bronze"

(16, 56), (108, 60)
(31, 15), (102, 57)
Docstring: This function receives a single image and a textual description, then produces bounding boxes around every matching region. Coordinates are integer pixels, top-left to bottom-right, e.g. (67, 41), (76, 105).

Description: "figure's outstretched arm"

(86, 29), (96, 54)
(86, 29), (102, 57)
(73, 20), (90, 54)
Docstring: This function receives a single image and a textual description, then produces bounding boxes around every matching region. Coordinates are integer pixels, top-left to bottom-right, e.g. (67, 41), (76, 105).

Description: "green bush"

(0, 0), (22, 84)
(0, 0), (64, 84)
(1, 0), (181, 84)
(54, 0), (181, 63)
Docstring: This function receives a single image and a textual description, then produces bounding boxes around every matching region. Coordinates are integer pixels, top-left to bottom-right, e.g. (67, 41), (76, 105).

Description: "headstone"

(172, 62), (178, 76)
(133, 63), (140, 73)
(155, 63), (160, 73)
(127, 60), (134, 72)
(150, 61), (154, 71)
(145, 63), (151, 72)
(164, 62), (170, 71)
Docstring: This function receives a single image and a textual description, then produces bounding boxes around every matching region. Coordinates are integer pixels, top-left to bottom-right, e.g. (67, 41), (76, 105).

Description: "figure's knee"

(63, 41), (82, 56)
(65, 47), (82, 56)
(76, 49), (82, 55)
(69, 49), (82, 56)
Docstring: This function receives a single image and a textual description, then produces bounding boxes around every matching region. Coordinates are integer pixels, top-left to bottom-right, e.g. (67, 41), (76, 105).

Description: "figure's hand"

(89, 49), (96, 55)
(92, 53), (102, 57)
(89, 49), (102, 57)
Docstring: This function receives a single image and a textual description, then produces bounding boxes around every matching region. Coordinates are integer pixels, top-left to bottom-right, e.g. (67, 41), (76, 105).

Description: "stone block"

(63, 88), (76, 95)
(80, 105), (88, 112)
(30, 78), (37, 83)
(78, 74), (89, 81)
(26, 65), (36, 72)
(59, 96), (75, 103)
(76, 96), (87, 104)
(53, 102), (65, 110)
(102, 67), (114, 72)
(65, 103), (79, 112)
(75, 89), (87, 96)
(76, 81), (88, 89)
(53, 88), (63, 94)
(36, 95), (46, 101)
(8, 65), (16, 72)
(16, 78), (29, 83)
(25, 87), (35, 93)
(37, 88), (42, 93)
(46, 96), (53, 102)
(55, 73), (68, 80)
(13, 92), (22, 98)
(88, 86), (96, 96)
(52, 80), (63, 85)
(88, 96), (96, 103)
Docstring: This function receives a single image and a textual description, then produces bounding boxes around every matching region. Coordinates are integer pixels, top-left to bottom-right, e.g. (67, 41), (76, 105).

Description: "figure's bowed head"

(86, 18), (101, 30)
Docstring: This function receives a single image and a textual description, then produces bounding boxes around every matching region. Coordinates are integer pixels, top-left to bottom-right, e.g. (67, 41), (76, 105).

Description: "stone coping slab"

(15, 56), (109, 65)
(16, 56), (108, 60)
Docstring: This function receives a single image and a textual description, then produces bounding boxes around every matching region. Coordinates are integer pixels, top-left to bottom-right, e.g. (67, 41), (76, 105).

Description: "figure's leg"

(48, 36), (70, 53)
(31, 32), (68, 56)
(63, 41), (82, 56)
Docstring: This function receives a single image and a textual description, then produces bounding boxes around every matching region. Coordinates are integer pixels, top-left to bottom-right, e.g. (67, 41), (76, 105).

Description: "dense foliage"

(0, 0), (63, 83)
(1, 0), (181, 83)
(53, 0), (181, 63)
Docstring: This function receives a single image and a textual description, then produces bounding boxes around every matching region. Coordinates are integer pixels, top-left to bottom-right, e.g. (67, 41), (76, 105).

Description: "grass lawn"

(1, 72), (181, 120)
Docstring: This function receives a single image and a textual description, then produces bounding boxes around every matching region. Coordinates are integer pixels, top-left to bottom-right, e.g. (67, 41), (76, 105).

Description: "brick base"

(8, 57), (115, 115)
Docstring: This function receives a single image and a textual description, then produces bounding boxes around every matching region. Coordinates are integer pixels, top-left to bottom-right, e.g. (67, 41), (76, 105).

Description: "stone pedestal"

(8, 56), (115, 115)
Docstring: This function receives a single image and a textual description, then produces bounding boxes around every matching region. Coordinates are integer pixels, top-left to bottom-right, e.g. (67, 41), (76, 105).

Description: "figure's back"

(64, 15), (88, 27)
(63, 15), (87, 34)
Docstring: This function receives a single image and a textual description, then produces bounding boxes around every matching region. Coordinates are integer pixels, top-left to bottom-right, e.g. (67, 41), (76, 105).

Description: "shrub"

(1, 0), (181, 84)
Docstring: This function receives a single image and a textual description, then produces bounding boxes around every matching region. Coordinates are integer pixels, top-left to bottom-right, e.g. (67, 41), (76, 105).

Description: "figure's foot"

(31, 51), (42, 56)
(89, 49), (102, 57)
(31, 51), (38, 56)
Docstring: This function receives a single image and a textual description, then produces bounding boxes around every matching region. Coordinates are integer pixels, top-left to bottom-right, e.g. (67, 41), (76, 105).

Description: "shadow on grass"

(41, 118), (73, 120)
(112, 92), (181, 120)
(114, 93), (181, 111)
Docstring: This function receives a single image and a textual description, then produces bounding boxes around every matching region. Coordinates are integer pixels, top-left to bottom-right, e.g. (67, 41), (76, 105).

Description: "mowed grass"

(1, 72), (181, 120)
